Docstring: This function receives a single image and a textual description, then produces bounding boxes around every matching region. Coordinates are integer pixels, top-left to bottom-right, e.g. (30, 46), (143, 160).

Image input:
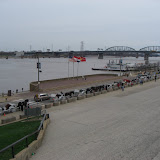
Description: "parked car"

(85, 87), (92, 94)
(113, 81), (121, 88)
(105, 84), (112, 90)
(12, 99), (25, 111)
(34, 93), (50, 102)
(73, 89), (86, 97)
(123, 79), (134, 86)
(4, 103), (17, 113)
(97, 85), (105, 91)
(64, 91), (75, 98)
(50, 93), (65, 102)
(27, 101), (40, 108)
(91, 86), (102, 92)
(50, 94), (58, 102)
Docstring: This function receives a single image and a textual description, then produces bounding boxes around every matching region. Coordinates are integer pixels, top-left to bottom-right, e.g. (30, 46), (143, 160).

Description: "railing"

(0, 113), (49, 159)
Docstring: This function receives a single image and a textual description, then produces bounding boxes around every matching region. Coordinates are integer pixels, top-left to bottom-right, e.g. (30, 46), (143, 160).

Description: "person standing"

(21, 104), (23, 112)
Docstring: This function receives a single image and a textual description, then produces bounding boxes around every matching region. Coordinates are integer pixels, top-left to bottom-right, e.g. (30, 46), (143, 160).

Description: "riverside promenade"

(0, 74), (125, 103)
(29, 79), (160, 160)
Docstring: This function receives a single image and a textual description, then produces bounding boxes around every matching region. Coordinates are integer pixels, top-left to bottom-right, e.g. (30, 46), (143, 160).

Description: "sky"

(0, 0), (160, 51)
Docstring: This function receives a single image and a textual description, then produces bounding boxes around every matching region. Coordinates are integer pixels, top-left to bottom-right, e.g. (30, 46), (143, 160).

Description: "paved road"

(30, 80), (160, 160)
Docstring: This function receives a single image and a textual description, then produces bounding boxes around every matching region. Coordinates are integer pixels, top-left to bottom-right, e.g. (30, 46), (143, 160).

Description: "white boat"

(106, 62), (127, 71)
(92, 60), (137, 71)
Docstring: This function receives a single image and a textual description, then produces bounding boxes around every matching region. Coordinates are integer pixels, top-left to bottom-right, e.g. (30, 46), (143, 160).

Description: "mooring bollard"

(8, 90), (11, 96)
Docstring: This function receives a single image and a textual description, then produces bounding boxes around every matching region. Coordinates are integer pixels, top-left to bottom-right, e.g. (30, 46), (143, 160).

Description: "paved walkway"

(38, 75), (120, 91)
(30, 79), (160, 160)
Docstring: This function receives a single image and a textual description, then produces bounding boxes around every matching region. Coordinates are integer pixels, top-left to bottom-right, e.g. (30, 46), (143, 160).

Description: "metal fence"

(24, 107), (41, 117)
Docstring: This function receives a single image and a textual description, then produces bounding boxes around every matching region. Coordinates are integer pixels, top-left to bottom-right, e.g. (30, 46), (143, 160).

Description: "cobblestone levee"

(29, 79), (160, 160)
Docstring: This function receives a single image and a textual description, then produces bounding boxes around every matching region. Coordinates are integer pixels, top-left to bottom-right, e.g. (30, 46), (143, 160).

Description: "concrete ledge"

(86, 93), (94, 98)
(94, 92), (101, 96)
(67, 97), (77, 103)
(113, 87), (118, 90)
(77, 95), (86, 100)
(45, 103), (52, 109)
(107, 88), (113, 92)
(10, 118), (50, 160)
(128, 84), (131, 87)
(101, 90), (107, 94)
(53, 101), (60, 106)
(41, 105), (45, 110)
(125, 85), (128, 88)
(19, 115), (27, 119)
(1, 116), (16, 124)
(116, 87), (119, 90)
(60, 99), (67, 104)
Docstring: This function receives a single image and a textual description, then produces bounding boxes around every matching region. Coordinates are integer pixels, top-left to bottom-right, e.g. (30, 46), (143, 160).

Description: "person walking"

(155, 75), (157, 82)
(121, 83), (124, 91)
(141, 79), (143, 85)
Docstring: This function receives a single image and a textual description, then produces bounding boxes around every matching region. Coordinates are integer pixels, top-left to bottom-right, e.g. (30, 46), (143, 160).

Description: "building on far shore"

(15, 51), (24, 57)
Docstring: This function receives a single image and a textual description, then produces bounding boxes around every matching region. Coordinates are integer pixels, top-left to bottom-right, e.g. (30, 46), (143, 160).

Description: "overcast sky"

(0, 0), (160, 51)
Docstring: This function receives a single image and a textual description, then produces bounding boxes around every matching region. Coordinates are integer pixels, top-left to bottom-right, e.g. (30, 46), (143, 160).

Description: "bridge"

(24, 46), (160, 64)
(53, 46), (160, 56)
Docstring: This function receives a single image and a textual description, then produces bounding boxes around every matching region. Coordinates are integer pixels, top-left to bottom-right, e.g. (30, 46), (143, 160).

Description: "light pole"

(77, 61), (80, 78)
(120, 58), (122, 76)
(38, 54), (40, 91)
(37, 53), (41, 92)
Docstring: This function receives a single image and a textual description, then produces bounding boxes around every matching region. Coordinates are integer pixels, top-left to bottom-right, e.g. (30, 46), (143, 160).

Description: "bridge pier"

(98, 52), (103, 59)
(144, 53), (149, 65)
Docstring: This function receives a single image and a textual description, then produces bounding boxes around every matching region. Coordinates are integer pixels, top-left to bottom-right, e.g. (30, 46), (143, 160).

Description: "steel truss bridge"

(24, 46), (160, 57)
(52, 46), (160, 57)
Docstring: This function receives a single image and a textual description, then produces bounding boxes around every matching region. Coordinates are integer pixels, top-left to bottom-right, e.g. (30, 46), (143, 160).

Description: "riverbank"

(0, 74), (135, 103)
(30, 74), (119, 92)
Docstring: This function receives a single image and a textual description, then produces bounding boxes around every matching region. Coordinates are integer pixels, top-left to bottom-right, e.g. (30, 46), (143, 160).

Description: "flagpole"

(77, 62), (79, 78)
(73, 61), (74, 79)
(68, 61), (69, 79)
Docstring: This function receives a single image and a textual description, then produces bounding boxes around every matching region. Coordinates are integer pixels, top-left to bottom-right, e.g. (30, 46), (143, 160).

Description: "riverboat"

(92, 60), (137, 72)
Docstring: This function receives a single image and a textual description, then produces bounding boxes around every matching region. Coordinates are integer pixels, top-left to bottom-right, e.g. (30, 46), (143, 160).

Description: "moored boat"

(92, 60), (137, 72)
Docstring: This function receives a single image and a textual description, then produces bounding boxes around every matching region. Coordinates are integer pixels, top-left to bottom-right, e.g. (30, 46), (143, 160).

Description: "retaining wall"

(1, 116), (16, 124)
(30, 74), (118, 91)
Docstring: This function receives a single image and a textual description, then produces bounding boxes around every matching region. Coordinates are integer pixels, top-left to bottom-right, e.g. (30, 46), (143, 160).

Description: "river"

(0, 56), (159, 93)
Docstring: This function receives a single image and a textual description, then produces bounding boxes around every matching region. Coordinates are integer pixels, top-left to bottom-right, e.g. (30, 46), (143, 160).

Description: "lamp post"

(37, 53), (41, 92)
(120, 58), (122, 76)
(38, 54), (39, 91)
